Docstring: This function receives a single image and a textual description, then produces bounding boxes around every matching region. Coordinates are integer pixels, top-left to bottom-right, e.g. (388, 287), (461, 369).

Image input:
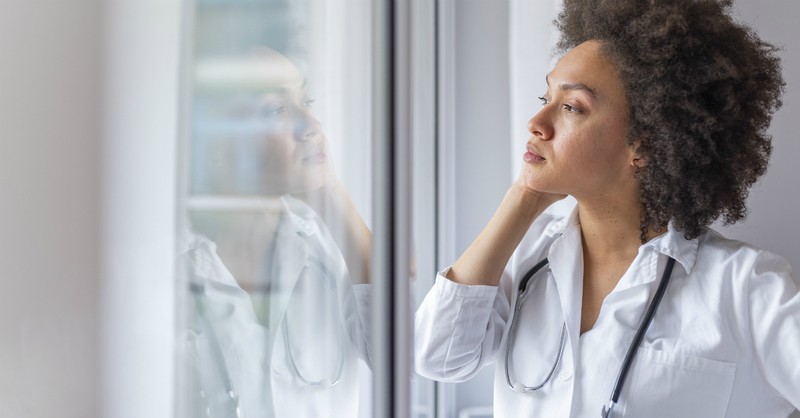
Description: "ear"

(628, 140), (646, 170)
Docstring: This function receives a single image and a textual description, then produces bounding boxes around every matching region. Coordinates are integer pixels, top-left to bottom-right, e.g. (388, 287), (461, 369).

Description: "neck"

(210, 209), (283, 292)
(577, 198), (662, 264)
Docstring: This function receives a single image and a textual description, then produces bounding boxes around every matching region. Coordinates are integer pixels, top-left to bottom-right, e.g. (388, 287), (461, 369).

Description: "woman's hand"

(446, 174), (563, 286)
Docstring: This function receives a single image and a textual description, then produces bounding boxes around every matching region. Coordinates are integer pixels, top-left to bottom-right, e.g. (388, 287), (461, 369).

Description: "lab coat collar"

(640, 221), (700, 276)
(181, 232), (242, 289)
(270, 196), (314, 309)
(552, 206), (700, 288)
(281, 195), (323, 238)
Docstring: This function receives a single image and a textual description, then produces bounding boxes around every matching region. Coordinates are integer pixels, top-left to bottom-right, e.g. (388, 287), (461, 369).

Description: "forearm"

(300, 183), (372, 284)
(328, 202), (371, 285)
(447, 184), (554, 286)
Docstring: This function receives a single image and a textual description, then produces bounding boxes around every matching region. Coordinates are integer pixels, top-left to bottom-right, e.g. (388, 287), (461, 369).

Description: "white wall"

(0, 2), (103, 417)
(453, 0), (512, 257)
(100, 1), (182, 418)
(0, 2), (181, 417)
(450, 0), (512, 413)
(715, 1), (800, 272)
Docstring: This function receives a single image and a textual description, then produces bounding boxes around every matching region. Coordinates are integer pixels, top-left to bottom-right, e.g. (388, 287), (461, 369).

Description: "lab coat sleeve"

(413, 211), (564, 382)
(748, 250), (800, 410)
(414, 270), (511, 382)
(350, 283), (374, 368)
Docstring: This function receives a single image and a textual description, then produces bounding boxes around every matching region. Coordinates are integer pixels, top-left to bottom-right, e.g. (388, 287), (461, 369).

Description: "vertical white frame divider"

(100, 1), (184, 417)
(435, 0), (458, 416)
(411, 0), (439, 416)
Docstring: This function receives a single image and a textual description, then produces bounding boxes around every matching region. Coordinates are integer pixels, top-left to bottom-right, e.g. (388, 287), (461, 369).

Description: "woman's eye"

(302, 98), (316, 108)
(538, 96), (549, 105)
(563, 103), (580, 113)
(259, 105), (287, 117)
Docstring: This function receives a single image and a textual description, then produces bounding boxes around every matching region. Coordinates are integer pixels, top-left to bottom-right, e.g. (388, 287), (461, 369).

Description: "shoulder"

(176, 229), (242, 287)
(697, 229), (793, 274)
(176, 228), (216, 263)
(694, 229), (795, 293)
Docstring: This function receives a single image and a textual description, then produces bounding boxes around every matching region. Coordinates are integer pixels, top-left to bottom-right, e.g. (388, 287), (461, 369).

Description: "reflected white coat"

(178, 195), (371, 418)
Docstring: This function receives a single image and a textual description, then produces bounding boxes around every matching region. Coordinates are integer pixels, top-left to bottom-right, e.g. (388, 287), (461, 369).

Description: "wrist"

(506, 184), (554, 218)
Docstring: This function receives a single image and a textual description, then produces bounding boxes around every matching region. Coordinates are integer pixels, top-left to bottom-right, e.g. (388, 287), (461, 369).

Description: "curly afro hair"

(556, 0), (785, 241)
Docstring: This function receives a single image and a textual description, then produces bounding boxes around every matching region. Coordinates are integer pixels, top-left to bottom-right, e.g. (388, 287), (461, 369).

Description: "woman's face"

(523, 40), (637, 201)
(250, 55), (329, 195)
(197, 50), (330, 195)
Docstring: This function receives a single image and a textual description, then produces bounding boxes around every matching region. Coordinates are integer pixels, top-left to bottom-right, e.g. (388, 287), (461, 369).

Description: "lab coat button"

(296, 220), (317, 236)
(558, 369), (573, 382)
(545, 220), (566, 237)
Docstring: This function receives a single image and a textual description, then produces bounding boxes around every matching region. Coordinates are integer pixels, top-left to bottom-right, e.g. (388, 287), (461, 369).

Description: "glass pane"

(409, 1), (437, 416)
(175, 1), (375, 417)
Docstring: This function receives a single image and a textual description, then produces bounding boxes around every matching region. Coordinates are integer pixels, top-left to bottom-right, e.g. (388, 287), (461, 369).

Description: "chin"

(528, 180), (565, 195)
(288, 178), (325, 195)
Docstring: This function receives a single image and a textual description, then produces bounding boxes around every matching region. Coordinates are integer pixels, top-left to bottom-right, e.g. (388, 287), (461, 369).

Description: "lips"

(523, 145), (545, 163)
(302, 148), (327, 164)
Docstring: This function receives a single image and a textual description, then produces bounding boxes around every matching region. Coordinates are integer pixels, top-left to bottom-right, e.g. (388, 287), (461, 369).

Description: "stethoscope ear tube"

(506, 258), (567, 393)
(518, 258), (550, 292)
(605, 256), (676, 411)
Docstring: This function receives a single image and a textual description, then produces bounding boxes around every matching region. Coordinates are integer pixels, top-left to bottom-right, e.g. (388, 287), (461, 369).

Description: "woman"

(415, 0), (798, 417)
(178, 48), (372, 418)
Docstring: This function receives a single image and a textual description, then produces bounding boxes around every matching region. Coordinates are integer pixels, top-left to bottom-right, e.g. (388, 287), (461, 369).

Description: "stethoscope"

(505, 255), (676, 418)
(280, 256), (346, 387)
(190, 256), (346, 418)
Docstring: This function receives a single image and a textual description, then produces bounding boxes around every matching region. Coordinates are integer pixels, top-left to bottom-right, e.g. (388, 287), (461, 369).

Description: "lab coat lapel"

(269, 212), (312, 329)
(547, 220), (585, 363)
(603, 248), (679, 346)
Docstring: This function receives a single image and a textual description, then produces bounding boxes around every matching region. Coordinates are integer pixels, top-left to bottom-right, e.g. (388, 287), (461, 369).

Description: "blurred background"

(0, 0), (796, 417)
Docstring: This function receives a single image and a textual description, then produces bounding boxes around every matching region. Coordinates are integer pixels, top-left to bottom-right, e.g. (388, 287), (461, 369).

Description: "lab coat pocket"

(623, 347), (736, 418)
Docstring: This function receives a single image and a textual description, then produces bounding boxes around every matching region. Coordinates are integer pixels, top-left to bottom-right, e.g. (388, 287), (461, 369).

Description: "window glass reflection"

(176, 2), (373, 417)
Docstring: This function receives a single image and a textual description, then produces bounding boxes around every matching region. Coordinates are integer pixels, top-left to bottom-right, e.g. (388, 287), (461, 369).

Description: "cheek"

(559, 122), (630, 175)
(559, 140), (606, 177)
(260, 134), (298, 171)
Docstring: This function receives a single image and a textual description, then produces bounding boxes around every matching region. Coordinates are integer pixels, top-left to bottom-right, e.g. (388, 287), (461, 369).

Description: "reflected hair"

(556, 0), (785, 240)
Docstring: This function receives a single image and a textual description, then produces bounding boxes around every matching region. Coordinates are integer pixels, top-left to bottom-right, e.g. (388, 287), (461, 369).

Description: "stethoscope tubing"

(603, 256), (676, 415)
(507, 255), (677, 418)
(280, 256), (345, 387)
(281, 257), (345, 388)
(505, 258), (567, 392)
(187, 254), (347, 418)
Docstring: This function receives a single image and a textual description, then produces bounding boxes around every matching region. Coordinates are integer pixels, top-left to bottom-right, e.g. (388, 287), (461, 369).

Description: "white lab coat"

(415, 208), (800, 417)
(178, 195), (371, 418)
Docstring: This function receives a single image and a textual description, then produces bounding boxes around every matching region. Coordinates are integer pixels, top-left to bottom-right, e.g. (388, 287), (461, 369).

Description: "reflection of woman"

(177, 48), (371, 418)
(415, 1), (798, 417)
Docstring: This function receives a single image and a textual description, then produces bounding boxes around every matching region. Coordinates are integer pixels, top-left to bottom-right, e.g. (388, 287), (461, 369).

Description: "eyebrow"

(545, 75), (597, 97)
(260, 80), (307, 95)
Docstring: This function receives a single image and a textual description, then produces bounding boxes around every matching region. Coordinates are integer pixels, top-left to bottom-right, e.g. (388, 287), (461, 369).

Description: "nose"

(294, 107), (321, 143)
(527, 107), (553, 141)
